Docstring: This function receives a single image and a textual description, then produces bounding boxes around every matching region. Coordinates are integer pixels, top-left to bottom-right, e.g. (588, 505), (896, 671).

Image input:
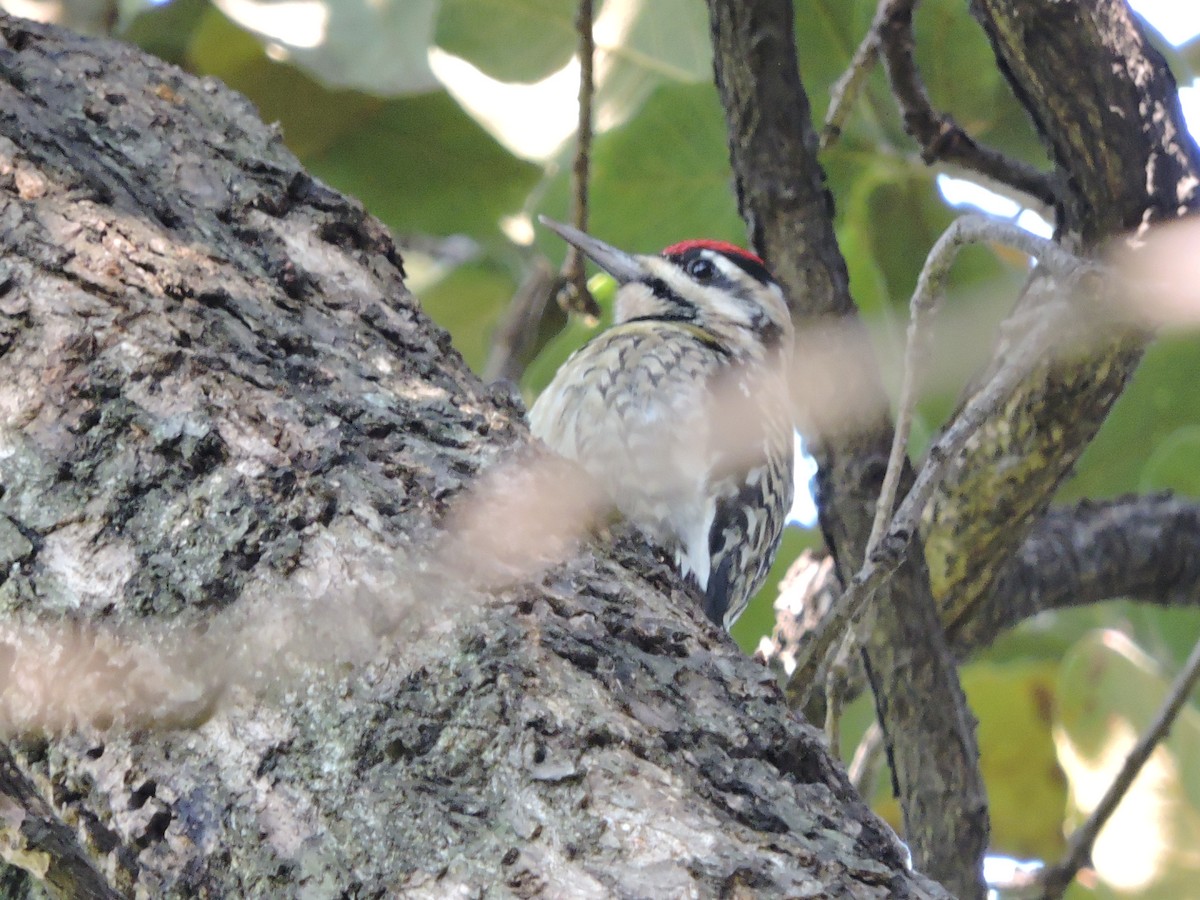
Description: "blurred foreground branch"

(706, 1), (988, 894)
(0, 13), (948, 898)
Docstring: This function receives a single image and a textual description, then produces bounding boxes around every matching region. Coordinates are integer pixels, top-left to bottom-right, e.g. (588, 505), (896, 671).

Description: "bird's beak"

(538, 216), (645, 284)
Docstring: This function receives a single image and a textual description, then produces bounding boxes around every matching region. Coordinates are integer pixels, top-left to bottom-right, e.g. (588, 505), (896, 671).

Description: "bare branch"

(557, 0), (601, 320)
(705, 4), (989, 890)
(482, 257), (566, 384)
(762, 492), (1200, 728)
(869, 213), (1090, 552)
(798, 214), (1094, 708)
(1037, 634), (1200, 899)
(877, 0), (1060, 209)
(958, 493), (1200, 650)
(820, 0), (884, 150)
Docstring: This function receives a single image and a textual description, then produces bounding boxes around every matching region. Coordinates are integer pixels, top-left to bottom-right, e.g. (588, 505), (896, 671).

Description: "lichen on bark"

(0, 14), (946, 898)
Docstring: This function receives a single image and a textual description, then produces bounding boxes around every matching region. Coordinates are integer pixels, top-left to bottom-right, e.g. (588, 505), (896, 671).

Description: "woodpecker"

(528, 217), (795, 630)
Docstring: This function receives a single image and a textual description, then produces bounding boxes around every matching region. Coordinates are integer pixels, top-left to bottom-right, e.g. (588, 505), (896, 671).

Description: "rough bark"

(774, 493), (1200, 666)
(706, 1), (989, 896)
(0, 14), (949, 898)
(924, 0), (1200, 632)
(958, 493), (1200, 651)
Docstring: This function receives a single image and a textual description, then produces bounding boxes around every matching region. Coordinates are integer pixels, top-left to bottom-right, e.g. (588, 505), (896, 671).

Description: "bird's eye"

(686, 257), (717, 281)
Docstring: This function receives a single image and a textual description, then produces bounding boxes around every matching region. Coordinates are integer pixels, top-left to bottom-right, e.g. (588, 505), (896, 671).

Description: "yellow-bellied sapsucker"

(528, 217), (795, 630)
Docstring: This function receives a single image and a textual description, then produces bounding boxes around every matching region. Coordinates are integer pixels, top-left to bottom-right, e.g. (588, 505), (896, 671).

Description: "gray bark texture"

(0, 14), (950, 899)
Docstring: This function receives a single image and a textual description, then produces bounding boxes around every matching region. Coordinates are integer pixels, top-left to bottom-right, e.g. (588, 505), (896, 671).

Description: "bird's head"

(539, 216), (793, 358)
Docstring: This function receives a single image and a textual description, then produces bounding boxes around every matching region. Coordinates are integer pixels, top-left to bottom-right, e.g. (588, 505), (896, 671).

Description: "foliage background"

(17, 0), (1200, 892)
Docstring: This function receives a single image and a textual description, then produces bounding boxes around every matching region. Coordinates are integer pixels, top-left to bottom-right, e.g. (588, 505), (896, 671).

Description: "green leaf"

(187, 4), (268, 75)
(592, 0), (712, 128)
(1178, 35), (1200, 80)
(418, 261), (520, 374)
(209, 0), (440, 95)
(119, 0), (210, 64)
(1068, 333), (1200, 500)
(538, 81), (748, 258)
(1119, 606), (1200, 673)
(795, 0), (881, 132)
(1141, 425), (1200, 495)
(429, 0), (712, 162)
(608, 0), (711, 82)
(1057, 630), (1200, 898)
(187, 9), (380, 161)
(186, 9), (538, 238)
(964, 661), (1067, 860)
(307, 91), (541, 239)
(436, 0), (579, 84)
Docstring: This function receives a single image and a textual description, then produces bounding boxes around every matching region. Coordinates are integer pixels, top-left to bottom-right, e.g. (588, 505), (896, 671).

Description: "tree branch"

(820, 2), (882, 150)
(877, 0), (1059, 208)
(1037, 632), (1200, 899)
(869, 214), (1090, 554)
(957, 493), (1200, 649)
(970, 0), (1200, 242)
(788, 271), (1084, 707)
(921, 0), (1199, 655)
(0, 12), (950, 897)
(705, 2), (988, 895)
(557, 0), (600, 320)
(769, 492), (1200, 667)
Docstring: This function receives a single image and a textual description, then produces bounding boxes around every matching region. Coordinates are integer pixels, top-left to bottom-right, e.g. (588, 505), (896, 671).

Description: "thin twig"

(820, 0), (886, 150)
(484, 0), (598, 382)
(482, 258), (564, 384)
(788, 215), (1092, 709)
(867, 214), (1081, 551)
(848, 719), (885, 798)
(876, 0), (1059, 209)
(558, 0), (600, 320)
(1037, 633), (1200, 899)
(824, 661), (844, 756)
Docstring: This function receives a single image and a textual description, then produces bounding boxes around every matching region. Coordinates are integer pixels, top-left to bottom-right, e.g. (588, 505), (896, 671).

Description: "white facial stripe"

(647, 259), (752, 325)
(706, 250), (742, 281)
(638, 254), (793, 345)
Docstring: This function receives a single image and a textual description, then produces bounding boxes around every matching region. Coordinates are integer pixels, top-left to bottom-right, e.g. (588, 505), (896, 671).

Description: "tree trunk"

(706, 0), (1199, 895)
(706, 1), (990, 892)
(0, 15), (948, 898)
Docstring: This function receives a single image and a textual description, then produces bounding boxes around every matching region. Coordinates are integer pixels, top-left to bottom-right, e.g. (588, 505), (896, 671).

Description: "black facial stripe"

(623, 313), (693, 324)
(644, 277), (698, 317)
(720, 252), (774, 286)
(666, 247), (775, 287)
(666, 249), (730, 288)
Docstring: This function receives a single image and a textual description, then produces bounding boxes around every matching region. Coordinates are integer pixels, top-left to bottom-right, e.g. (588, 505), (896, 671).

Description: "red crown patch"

(661, 239), (765, 266)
